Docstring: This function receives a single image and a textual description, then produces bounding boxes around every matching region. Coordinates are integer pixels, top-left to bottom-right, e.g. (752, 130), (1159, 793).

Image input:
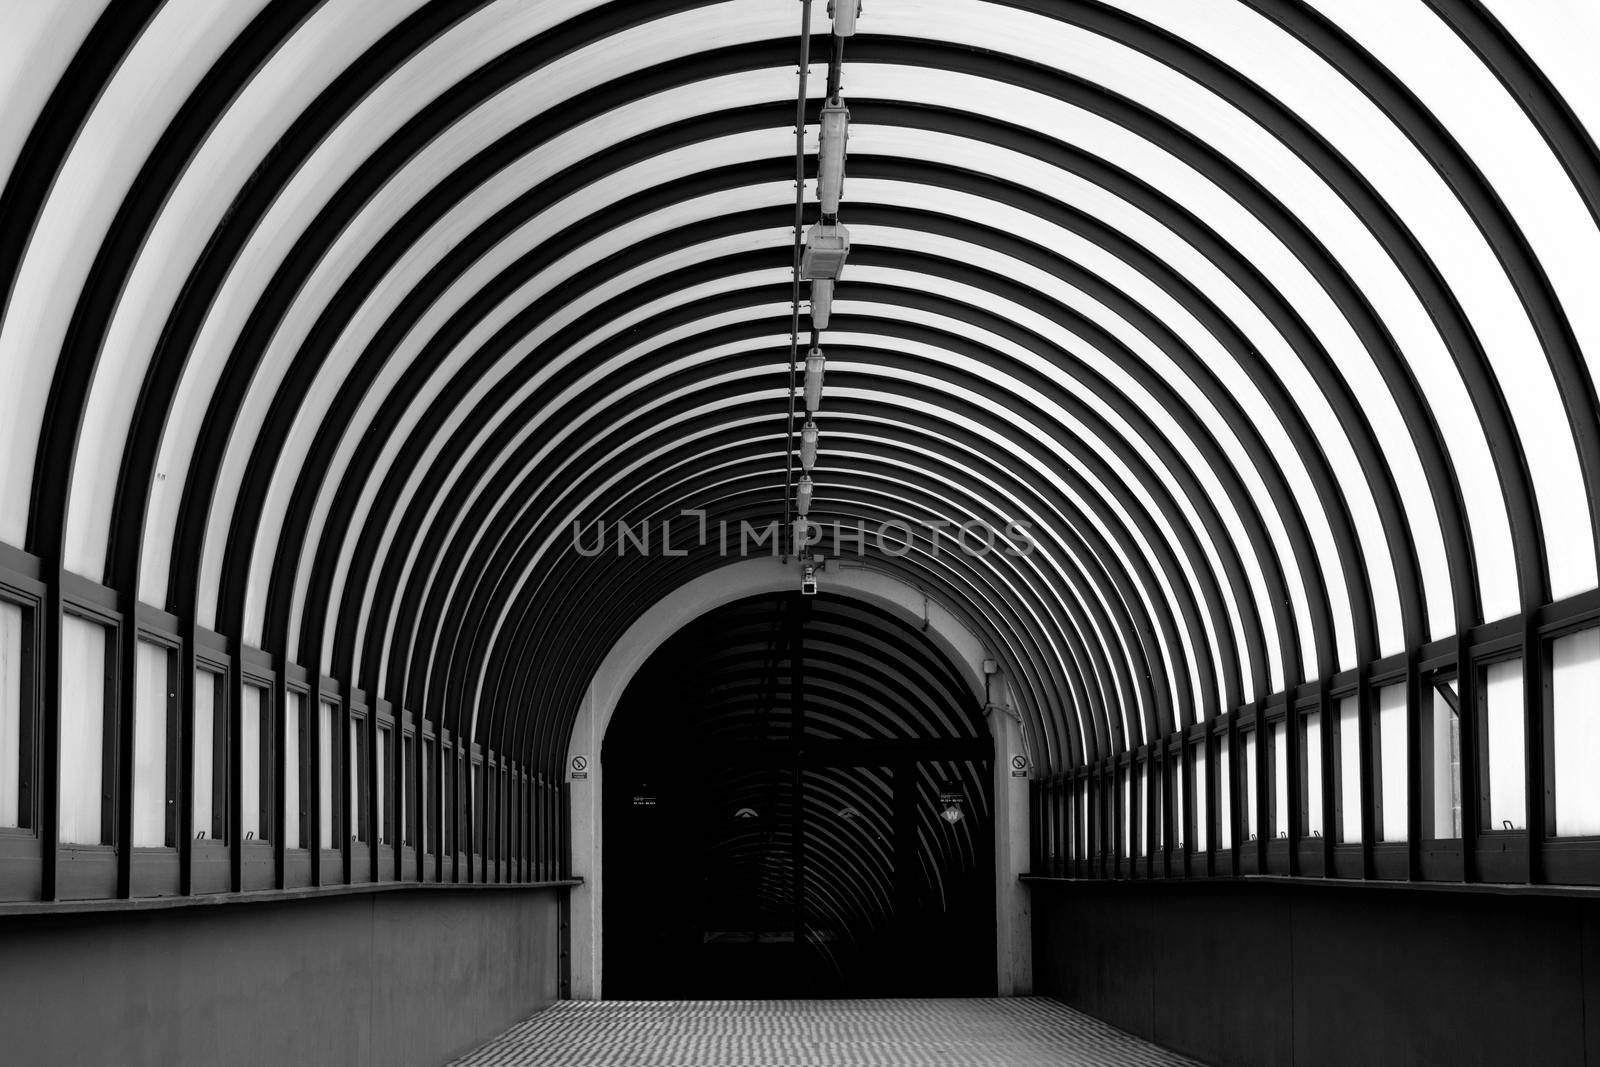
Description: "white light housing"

(810, 278), (834, 329)
(818, 97), (849, 214)
(800, 222), (849, 280)
(804, 347), (825, 412)
(800, 420), (819, 470)
(829, 0), (860, 37)
(796, 475), (815, 518)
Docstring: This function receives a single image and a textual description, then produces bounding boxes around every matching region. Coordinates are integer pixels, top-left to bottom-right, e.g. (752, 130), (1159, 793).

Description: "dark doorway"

(603, 592), (996, 998)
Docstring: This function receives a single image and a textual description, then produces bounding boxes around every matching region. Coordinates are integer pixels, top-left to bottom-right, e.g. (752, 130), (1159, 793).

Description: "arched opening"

(602, 591), (997, 998)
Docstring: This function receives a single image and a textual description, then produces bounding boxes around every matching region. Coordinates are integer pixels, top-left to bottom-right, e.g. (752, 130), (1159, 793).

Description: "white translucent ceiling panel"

(0, 0), (106, 195)
(246, 74), (800, 645)
(862, 5), (1508, 627)
(66, 0), (425, 580)
(373, 324), (790, 689)
(348, 282), (1193, 735)
(796, 455), (1112, 733)
(839, 181), (1303, 689)
(848, 126), (1369, 669)
(411, 325), (1195, 742)
(1305, 0), (1600, 600)
(819, 419), (1114, 751)
(1486, 1), (1600, 151)
(848, 65), (1438, 655)
(334, 230), (1239, 720)
(1096, 0), (1585, 606)
(220, 41), (797, 637)
(347, 188), (1286, 710)
(243, 126), (792, 642)
(451, 391), (1082, 743)
(348, 257), (792, 679)
(853, 227), (1290, 707)
(828, 349), (1193, 723)
(837, 388), (1162, 715)
(842, 289), (1218, 721)
(0, 0), (269, 548)
(830, 395), (1167, 741)
(151, 0), (760, 623)
(290, 181), (794, 647)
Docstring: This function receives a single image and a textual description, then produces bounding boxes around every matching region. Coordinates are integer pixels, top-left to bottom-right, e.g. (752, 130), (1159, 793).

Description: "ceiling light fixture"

(810, 278), (834, 329)
(828, 0), (860, 37)
(817, 96), (849, 214)
(804, 348), (826, 412)
(801, 221), (850, 280)
(800, 420), (819, 469)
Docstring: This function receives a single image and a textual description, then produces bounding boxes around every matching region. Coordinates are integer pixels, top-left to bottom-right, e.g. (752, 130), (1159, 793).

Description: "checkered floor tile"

(447, 998), (1205, 1066)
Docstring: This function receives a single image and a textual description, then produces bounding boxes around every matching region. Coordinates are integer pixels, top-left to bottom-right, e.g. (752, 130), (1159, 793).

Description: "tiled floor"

(448, 998), (1205, 1066)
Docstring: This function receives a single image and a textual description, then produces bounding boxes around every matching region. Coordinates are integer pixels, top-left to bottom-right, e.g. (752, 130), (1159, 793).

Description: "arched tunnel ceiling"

(2, 0), (1599, 776)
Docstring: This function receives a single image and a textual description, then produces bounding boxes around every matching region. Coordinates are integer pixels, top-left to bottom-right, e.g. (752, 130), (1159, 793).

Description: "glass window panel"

(193, 669), (221, 840)
(284, 692), (303, 849)
(1193, 743), (1208, 852)
(1378, 684), (1408, 842)
(1425, 680), (1462, 840)
(1120, 767), (1131, 858)
(1303, 712), (1324, 839)
(241, 684), (267, 843)
(1078, 778), (1088, 859)
(318, 700), (336, 848)
(423, 736), (435, 854)
(1052, 782), (1064, 865)
(378, 725), (391, 846)
(59, 614), (106, 845)
(403, 733), (414, 848)
(0, 600), (23, 828)
(1153, 761), (1164, 849)
(472, 758), (483, 858)
(444, 745), (455, 856)
(1137, 760), (1148, 856)
(133, 640), (171, 847)
(1243, 730), (1259, 841)
(1174, 756), (1185, 851)
(1272, 720), (1289, 838)
(1554, 630), (1600, 836)
(1338, 695), (1362, 844)
(1483, 660), (1526, 831)
(349, 718), (366, 844)
(1219, 734), (1232, 850)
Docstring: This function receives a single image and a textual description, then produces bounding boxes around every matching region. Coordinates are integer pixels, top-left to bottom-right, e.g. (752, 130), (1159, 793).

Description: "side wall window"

(0, 600), (25, 829)
(284, 692), (304, 850)
(318, 700), (337, 848)
(1481, 660), (1526, 832)
(241, 684), (270, 843)
(59, 614), (110, 846)
(1377, 683), (1407, 842)
(1552, 630), (1600, 836)
(193, 668), (226, 841)
(133, 641), (175, 847)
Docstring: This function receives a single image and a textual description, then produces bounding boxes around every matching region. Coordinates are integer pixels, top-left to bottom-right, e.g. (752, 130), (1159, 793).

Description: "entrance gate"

(602, 593), (996, 998)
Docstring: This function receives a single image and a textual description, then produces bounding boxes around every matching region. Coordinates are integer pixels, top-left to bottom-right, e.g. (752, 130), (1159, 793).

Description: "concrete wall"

(0, 886), (563, 1067)
(1032, 878), (1600, 1067)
